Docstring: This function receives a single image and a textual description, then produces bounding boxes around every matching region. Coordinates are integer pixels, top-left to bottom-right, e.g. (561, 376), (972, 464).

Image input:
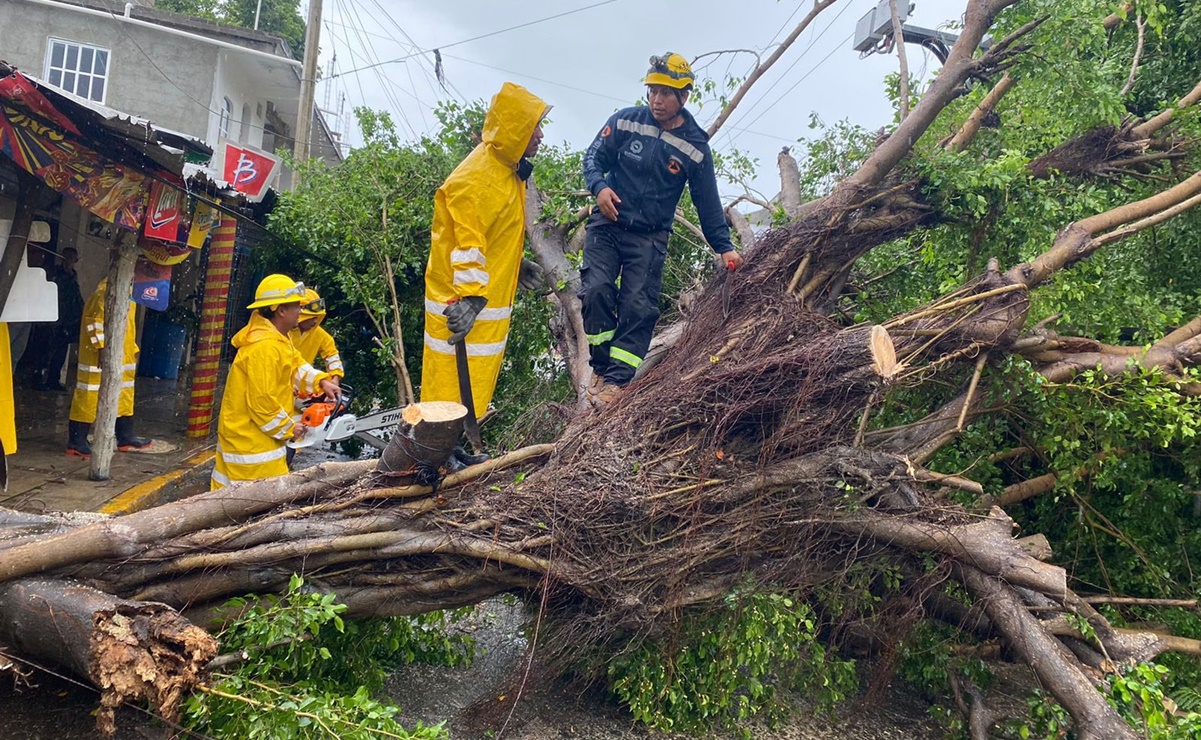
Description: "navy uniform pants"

(578, 214), (669, 386)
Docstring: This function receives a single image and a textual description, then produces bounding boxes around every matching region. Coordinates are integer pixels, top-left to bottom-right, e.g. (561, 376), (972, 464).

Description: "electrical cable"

(329, 0), (619, 80)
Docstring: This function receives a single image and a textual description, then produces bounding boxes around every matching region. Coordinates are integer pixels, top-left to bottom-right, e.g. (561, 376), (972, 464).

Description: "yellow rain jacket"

(289, 311), (344, 377)
(421, 82), (549, 415)
(0, 323), (15, 455)
(69, 278), (137, 424)
(212, 312), (329, 489)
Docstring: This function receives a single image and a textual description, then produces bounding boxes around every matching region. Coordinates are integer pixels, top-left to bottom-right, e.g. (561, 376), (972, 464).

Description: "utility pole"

(294, 0), (323, 168)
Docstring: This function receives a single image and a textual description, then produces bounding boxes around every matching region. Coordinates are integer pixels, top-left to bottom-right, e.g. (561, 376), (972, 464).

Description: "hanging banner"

(144, 180), (183, 241)
(0, 104), (149, 230)
(133, 257), (171, 311)
(140, 235), (193, 266)
(220, 143), (278, 201)
(0, 70), (81, 136)
(187, 201), (216, 248)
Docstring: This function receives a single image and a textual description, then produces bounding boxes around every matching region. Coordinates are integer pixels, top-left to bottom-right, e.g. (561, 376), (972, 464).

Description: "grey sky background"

(315, 0), (969, 200)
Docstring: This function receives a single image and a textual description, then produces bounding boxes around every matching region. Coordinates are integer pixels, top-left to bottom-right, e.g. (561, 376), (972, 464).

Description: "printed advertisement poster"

(133, 257), (172, 311)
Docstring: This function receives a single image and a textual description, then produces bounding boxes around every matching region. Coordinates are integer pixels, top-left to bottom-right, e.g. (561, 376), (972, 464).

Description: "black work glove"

(444, 296), (487, 344)
(518, 258), (545, 292)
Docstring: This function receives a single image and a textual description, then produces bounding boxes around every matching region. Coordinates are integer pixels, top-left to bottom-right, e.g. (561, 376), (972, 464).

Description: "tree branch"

(705, 0), (839, 138)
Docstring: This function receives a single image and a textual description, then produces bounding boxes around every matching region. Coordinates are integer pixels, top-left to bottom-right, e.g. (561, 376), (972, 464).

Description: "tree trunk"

(89, 232), (138, 481)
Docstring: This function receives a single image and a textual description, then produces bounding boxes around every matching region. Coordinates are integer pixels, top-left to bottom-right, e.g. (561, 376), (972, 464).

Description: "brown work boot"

(592, 382), (623, 409)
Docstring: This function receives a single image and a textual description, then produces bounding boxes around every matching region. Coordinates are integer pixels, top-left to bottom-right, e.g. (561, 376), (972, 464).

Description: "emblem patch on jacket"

(667, 156), (683, 175)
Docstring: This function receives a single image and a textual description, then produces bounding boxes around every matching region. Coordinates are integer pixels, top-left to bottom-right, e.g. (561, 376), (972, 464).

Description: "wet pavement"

(3, 375), (216, 514)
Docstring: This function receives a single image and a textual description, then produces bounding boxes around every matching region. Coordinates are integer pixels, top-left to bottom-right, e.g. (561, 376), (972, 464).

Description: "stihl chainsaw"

(287, 385), (406, 450)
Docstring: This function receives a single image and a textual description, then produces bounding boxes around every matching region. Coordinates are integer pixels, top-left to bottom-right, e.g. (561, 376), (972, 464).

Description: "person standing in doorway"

(580, 52), (743, 407)
(36, 247), (83, 391)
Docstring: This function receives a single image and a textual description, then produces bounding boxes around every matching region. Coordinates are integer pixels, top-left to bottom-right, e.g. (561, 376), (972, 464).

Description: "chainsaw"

(286, 384), (410, 450)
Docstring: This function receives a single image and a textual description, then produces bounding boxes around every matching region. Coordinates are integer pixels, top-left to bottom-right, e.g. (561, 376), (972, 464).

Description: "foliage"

(606, 586), (856, 736)
(183, 575), (474, 739)
(156, 0), (307, 57)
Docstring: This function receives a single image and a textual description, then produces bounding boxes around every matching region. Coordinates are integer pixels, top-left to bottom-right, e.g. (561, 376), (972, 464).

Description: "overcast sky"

(315, 0), (969, 199)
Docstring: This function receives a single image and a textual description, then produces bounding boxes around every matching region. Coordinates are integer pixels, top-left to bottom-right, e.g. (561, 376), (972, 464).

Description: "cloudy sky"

(315, 0), (969, 198)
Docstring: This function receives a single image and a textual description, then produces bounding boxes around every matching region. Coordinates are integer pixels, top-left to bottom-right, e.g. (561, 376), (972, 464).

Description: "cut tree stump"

(377, 401), (468, 483)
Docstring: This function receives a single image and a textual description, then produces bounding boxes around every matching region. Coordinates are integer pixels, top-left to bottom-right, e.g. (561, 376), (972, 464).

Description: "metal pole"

(253, 0), (262, 30)
(293, 0), (323, 169)
(186, 216), (237, 438)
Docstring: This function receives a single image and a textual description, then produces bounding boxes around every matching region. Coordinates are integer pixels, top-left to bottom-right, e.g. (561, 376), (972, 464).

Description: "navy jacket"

(583, 105), (735, 254)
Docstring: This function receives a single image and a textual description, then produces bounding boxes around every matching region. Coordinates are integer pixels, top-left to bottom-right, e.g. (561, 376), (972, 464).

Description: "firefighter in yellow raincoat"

(421, 82), (550, 435)
(1, 323), (16, 460)
(67, 278), (150, 457)
(288, 288), (344, 383)
(212, 275), (337, 490)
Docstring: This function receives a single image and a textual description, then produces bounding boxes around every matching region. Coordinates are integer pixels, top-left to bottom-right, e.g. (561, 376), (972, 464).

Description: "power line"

(717, 0), (858, 150)
(740, 30), (855, 133)
(329, 0), (619, 80)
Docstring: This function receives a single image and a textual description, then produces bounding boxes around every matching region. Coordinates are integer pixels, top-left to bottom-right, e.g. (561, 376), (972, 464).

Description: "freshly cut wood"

(378, 401), (468, 482)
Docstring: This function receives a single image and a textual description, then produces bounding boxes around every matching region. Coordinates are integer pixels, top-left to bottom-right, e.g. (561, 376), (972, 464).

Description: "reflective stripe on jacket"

(69, 278), (137, 424)
(289, 323), (344, 377)
(421, 82), (549, 416)
(582, 105), (734, 253)
(212, 312), (329, 489)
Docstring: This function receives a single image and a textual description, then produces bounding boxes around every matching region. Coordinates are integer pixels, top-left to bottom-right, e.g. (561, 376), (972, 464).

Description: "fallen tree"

(4, 0), (1201, 737)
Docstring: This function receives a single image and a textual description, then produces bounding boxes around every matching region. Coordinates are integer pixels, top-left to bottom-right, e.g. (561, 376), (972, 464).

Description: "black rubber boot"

(67, 420), (92, 458)
(115, 416), (151, 451)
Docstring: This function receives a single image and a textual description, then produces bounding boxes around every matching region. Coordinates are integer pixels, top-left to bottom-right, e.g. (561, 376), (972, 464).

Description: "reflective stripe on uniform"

(259, 409), (292, 435)
(660, 130), (704, 163)
(610, 347), (643, 369)
(616, 118), (661, 138)
(586, 330), (615, 346)
(423, 332), (507, 357)
(453, 268), (490, 286)
(326, 354), (343, 371)
(120, 380), (136, 389)
(122, 363), (138, 372)
(78, 364), (103, 374)
(76, 382), (100, 391)
(615, 117), (704, 164)
(450, 248), (486, 266)
(211, 469), (231, 487)
(219, 445), (287, 465)
(424, 298), (512, 321)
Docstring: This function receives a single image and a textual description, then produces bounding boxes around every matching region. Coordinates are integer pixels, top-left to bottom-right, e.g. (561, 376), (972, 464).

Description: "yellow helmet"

(299, 288), (327, 318)
(644, 52), (694, 90)
(247, 274), (305, 309)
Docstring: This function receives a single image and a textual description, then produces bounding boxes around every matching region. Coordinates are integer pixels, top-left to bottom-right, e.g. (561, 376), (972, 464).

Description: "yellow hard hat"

(299, 288), (327, 318)
(247, 274), (305, 309)
(644, 52), (694, 90)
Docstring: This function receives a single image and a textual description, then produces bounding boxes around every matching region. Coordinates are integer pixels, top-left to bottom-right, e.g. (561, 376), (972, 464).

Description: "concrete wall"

(0, 0), (219, 141)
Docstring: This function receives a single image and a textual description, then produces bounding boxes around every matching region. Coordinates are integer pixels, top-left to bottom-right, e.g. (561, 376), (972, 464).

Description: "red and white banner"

(144, 180), (183, 240)
(220, 143), (279, 201)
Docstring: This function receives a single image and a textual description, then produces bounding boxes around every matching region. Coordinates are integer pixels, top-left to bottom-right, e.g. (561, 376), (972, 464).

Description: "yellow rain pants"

(0, 323), (15, 454)
(69, 278), (137, 424)
(421, 82), (550, 416)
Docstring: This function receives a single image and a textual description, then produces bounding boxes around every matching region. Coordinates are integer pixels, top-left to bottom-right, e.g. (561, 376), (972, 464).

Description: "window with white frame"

(219, 97), (233, 139)
(45, 38), (110, 103)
